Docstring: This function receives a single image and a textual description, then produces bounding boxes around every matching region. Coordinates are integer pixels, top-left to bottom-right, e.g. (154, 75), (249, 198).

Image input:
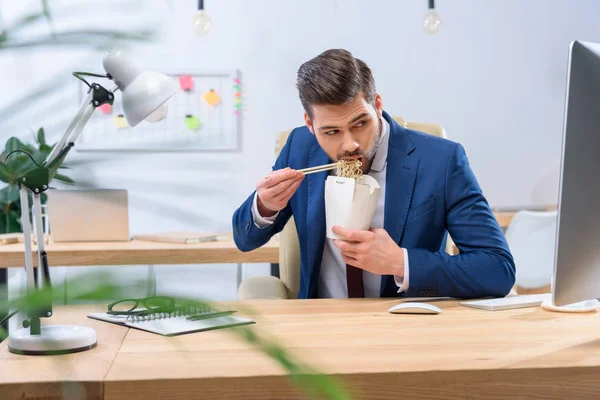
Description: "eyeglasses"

(106, 296), (209, 320)
(107, 296), (176, 316)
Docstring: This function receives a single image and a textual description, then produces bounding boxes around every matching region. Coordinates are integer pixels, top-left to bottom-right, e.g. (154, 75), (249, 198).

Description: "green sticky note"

(184, 115), (201, 131)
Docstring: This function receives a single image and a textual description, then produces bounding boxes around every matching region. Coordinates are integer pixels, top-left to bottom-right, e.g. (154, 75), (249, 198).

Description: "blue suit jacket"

(233, 111), (515, 299)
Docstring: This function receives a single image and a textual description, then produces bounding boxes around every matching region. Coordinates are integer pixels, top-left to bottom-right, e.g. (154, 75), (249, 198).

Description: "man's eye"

(354, 120), (366, 128)
(324, 130), (338, 136)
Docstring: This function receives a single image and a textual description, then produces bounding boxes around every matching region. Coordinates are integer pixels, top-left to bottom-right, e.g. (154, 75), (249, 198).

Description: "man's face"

(304, 93), (383, 173)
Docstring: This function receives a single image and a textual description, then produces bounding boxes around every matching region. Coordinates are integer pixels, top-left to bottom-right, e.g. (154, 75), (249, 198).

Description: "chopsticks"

(298, 162), (339, 175)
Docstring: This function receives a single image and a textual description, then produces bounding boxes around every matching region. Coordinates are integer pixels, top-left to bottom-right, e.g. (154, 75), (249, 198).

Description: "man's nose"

(341, 132), (359, 154)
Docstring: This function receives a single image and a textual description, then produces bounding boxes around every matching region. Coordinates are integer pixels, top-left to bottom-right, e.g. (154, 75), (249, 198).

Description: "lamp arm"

(43, 90), (94, 167)
(45, 82), (115, 171)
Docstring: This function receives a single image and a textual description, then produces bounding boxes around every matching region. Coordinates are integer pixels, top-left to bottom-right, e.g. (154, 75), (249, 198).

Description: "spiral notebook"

(88, 308), (254, 336)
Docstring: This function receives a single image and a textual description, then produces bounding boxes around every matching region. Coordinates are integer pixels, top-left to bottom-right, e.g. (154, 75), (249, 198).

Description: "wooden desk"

(0, 210), (541, 269)
(0, 237), (279, 269)
(3, 299), (600, 399)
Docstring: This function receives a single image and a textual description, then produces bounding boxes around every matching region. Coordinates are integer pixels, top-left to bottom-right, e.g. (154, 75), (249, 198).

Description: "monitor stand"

(541, 298), (600, 313)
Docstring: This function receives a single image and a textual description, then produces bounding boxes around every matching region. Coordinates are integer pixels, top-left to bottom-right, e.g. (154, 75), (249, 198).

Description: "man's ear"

(304, 112), (315, 135)
(374, 93), (383, 118)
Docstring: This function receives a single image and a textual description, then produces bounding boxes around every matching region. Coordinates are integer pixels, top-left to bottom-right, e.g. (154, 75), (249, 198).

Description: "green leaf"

(54, 173), (75, 185)
(32, 148), (50, 166)
(0, 185), (20, 205)
(0, 209), (21, 234)
(0, 164), (13, 183)
(4, 137), (35, 154)
(37, 127), (46, 146)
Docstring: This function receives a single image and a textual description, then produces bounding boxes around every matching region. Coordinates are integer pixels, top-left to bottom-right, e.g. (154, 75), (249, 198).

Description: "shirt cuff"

(395, 248), (409, 293)
(251, 192), (279, 228)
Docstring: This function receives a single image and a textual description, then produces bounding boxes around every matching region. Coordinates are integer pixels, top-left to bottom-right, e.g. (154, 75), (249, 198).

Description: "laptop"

(47, 189), (130, 242)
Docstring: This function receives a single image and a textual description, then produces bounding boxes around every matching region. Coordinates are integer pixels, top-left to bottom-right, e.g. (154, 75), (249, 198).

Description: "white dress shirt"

(251, 117), (409, 298)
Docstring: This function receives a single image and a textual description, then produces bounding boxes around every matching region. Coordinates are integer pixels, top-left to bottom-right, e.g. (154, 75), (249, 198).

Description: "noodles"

(337, 159), (363, 179)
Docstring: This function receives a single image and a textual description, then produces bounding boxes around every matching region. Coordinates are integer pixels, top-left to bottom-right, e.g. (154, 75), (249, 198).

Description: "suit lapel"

(306, 144), (330, 298)
(381, 114), (418, 295)
(384, 147), (418, 244)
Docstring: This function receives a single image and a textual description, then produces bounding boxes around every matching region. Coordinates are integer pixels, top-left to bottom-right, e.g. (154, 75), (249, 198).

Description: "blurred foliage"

(0, 0), (155, 51)
(0, 128), (74, 234)
(0, 272), (352, 400)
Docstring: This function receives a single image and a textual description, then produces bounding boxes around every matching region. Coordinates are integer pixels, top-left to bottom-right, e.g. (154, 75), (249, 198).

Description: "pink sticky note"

(98, 103), (112, 114)
(234, 110), (240, 116)
(179, 75), (194, 91)
(233, 78), (240, 85)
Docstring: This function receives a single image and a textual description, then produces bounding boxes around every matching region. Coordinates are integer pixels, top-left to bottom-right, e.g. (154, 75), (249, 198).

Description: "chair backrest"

(274, 117), (446, 298)
(504, 210), (558, 291)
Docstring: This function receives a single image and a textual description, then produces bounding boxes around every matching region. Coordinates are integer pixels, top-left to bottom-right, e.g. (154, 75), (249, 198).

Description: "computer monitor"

(550, 40), (600, 309)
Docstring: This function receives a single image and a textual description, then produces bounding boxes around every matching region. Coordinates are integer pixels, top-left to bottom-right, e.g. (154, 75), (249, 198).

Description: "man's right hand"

(256, 168), (304, 218)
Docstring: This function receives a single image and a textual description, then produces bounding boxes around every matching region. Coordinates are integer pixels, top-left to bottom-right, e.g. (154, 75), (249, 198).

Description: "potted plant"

(0, 128), (75, 234)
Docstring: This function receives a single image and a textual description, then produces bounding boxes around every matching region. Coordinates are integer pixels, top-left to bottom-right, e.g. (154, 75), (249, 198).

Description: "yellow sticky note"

(203, 89), (221, 106)
(114, 114), (128, 129)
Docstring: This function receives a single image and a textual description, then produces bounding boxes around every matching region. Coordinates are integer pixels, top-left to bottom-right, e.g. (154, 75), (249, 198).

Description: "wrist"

(257, 195), (278, 218)
(390, 247), (405, 277)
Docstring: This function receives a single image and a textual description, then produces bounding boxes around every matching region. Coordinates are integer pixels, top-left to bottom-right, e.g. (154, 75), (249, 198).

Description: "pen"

(187, 311), (236, 321)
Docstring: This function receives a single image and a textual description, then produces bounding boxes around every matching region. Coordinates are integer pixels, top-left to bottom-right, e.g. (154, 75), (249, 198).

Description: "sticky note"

(184, 115), (201, 131)
(203, 89), (221, 106)
(233, 78), (240, 85)
(114, 114), (128, 129)
(179, 75), (194, 91)
(99, 103), (112, 114)
(233, 84), (241, 91)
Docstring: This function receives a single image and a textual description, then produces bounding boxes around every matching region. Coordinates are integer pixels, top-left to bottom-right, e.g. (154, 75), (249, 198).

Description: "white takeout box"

(325, 174), (381, 240)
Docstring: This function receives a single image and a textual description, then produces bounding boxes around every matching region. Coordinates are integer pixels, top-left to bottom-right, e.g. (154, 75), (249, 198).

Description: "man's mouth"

(341, 155), (364, 165)
(341, 155), (362, 160)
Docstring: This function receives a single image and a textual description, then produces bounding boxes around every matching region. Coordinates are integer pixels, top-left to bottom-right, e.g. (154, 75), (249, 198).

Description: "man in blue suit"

(233, 49), (515, 299)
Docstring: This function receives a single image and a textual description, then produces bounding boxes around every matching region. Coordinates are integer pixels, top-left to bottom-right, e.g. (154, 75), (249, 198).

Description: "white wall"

(2, 0), (600, 300)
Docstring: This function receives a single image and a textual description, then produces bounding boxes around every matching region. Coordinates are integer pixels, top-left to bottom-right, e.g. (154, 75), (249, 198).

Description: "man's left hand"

(332, 226), (405, 277)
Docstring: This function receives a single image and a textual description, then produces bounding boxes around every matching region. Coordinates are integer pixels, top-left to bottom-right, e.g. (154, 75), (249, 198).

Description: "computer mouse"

(388, 302), (442, 315)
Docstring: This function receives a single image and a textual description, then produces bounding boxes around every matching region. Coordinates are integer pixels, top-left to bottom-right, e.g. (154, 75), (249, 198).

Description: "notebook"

(88, 309), (254, 336)
(460, 294), (551, 311)
(132, 231), (225, 244)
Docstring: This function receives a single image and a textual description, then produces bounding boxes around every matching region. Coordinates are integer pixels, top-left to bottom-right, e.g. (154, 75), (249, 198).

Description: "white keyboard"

(460, 294), (551, 311)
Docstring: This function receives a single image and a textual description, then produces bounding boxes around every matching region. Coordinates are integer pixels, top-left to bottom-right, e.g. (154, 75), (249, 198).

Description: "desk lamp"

(6, 50), (178, 355)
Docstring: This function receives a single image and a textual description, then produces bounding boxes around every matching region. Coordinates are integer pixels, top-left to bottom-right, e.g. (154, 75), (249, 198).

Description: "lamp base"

(8, 325), (97, 355)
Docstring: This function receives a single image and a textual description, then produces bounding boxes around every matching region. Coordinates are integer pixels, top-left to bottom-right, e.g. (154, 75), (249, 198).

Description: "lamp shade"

(102, 50), (178, 127)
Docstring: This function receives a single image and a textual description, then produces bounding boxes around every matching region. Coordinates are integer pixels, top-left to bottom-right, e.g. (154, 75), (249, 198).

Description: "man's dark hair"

(296, 49), (376, 119)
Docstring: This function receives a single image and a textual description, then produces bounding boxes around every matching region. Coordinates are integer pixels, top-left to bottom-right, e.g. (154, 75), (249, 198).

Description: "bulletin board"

(75, 69), (242, 152)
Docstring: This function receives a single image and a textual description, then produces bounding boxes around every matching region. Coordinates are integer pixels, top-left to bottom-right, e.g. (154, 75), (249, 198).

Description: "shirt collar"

(369, 116), (390, 172)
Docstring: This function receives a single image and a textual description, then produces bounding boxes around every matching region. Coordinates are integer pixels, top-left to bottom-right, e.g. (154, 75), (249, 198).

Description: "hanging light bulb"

(194, 0), (212, 36)
(423, 0), (441, 34)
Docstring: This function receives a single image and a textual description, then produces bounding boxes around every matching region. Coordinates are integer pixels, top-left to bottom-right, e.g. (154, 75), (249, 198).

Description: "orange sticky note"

(203, 89), (221, 106)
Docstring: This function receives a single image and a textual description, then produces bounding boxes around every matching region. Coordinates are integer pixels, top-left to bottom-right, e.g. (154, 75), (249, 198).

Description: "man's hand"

(332, 226), (405, 277)
(256, 168), (304, 217)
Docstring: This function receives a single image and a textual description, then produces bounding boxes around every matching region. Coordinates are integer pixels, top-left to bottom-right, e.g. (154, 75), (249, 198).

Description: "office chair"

(504, 210), (558, 295)
(237, 117), (448, 300)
